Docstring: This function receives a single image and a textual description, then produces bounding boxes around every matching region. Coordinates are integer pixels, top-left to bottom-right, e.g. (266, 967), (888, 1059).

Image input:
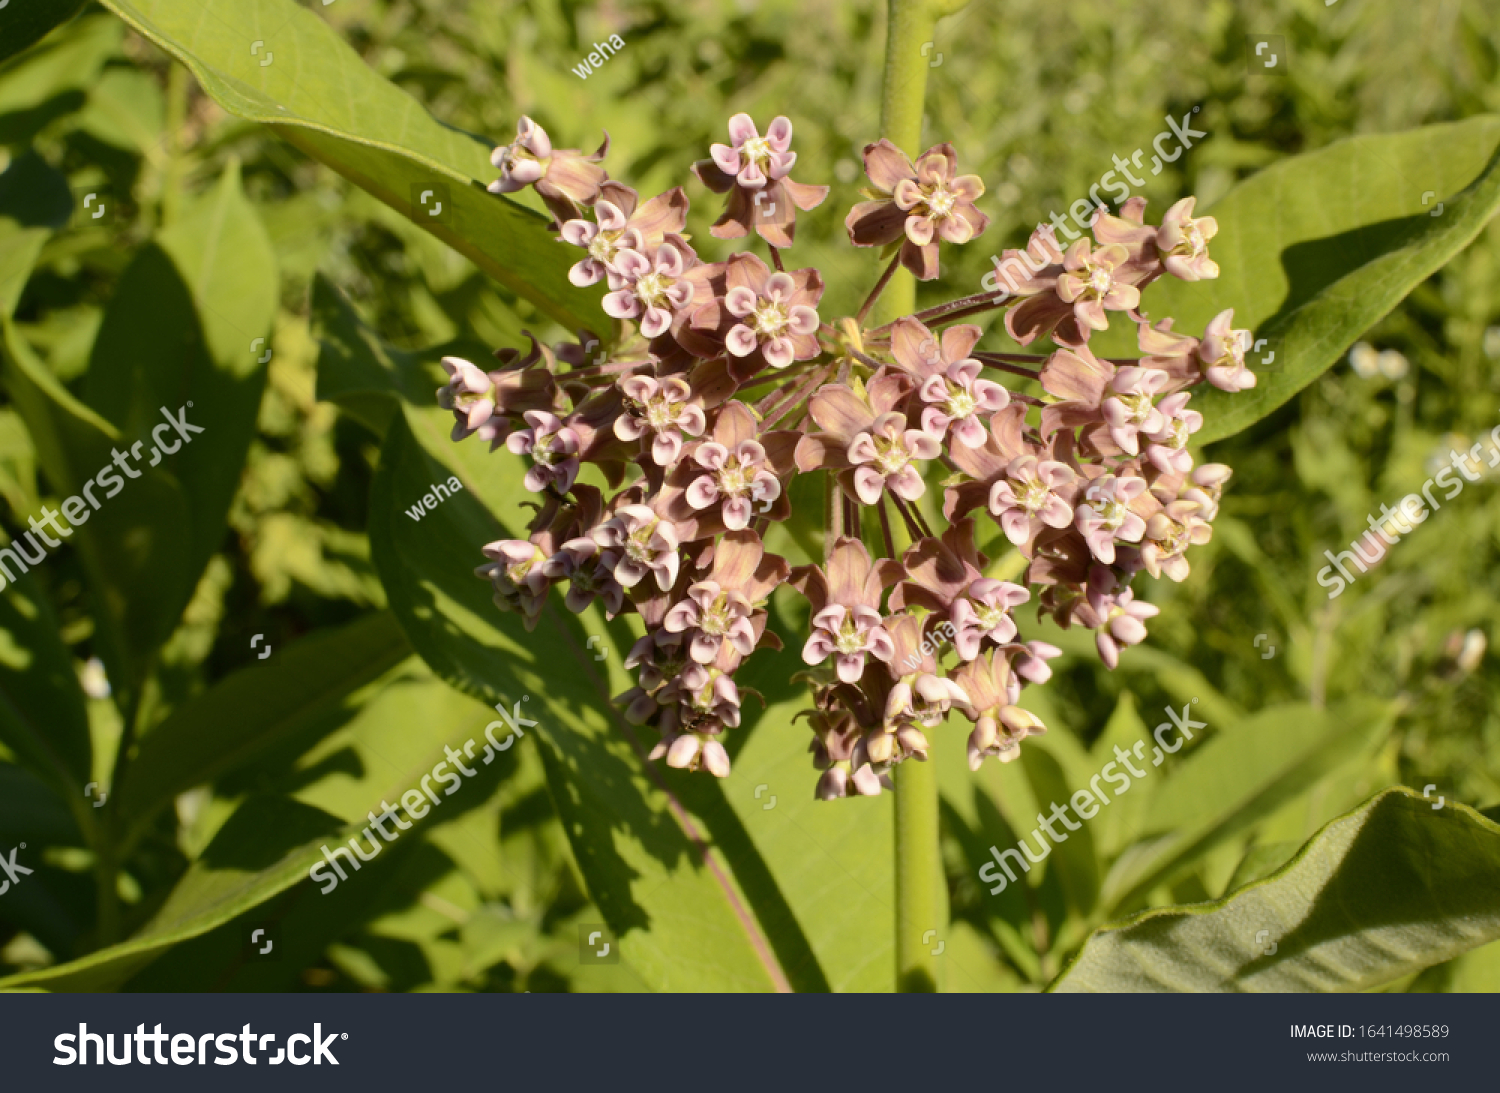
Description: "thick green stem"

(160, 61), (190, 228)
(894, 756), (942, 991)
(878, 0), (968, 994)
(873, 0), (938, 326)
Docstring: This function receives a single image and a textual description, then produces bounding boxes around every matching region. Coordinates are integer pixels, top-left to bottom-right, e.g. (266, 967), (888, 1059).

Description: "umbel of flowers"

(447, 113), (1250, 798)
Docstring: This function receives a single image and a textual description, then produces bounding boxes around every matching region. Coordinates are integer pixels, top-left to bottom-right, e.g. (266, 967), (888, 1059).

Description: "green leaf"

(1020, 743), (1100, 917)
(368, 409), (799, 992)
(0, 318), (190, 693)
(1101, 699), (1396, 914)
(1158, 117), (1500, 444)
(0, 661), (506, 991)
(311, 273), (440, 438)
(0, 13), (114, 140)
(97, 0), (603, 334)
(0, 561), (91, 799)
(116, 611), (411, 842)
(0, 150), (73, 317)
(1053, 788), (1500, 992)
(0, 0), (89, 66)
(84, 159), (276, 616)
(715, 686), (894, 992)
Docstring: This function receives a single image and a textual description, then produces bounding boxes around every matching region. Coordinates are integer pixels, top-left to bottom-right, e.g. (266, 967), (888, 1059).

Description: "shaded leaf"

(368, 408), (797, 992)
(84, 160), (276, 616)
(1149, 117), (1500, 444)
(117, 611), (411, 841)
(1054, 788), (1500, 992)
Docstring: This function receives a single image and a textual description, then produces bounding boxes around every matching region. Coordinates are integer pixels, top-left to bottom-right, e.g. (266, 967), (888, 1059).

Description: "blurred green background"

(1, 0), (1498, 991)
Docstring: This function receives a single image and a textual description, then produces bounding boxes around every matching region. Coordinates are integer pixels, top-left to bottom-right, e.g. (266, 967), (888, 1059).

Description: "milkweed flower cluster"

(445, 114), (1252, 797)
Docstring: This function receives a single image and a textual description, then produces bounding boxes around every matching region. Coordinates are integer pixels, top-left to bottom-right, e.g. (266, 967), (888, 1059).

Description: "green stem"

(877, 0), (970, 995)
(894, 757), (942, 991)
(161, 62), (190, 228)
(872, 0), (937, 326)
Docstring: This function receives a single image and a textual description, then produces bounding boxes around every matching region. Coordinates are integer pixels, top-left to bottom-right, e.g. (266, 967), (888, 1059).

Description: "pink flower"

(917, 360), (1009, 448)
(791, 538), (898, 684)
(592, 504), (680, 590)
(541, 538), (625, 616)
(475, 539), (551, 631)
(560, 182), (689, 287)
(692, 114), (829, 247)
(988, 454), (1077, 546)
(681, 403), (785, 531)
(709, 113), (798, 190)
(661, 530), (786, 667)
(506, 411), (581, 493)
(950, 651), (1047, 770)
(437, 357), (496, 439)
(1055, 239), (1141, 333)
(846, 413), (941, 506)
(1157, 197), (1219, 282)
(1181, 462), (1232, 521)
(1141, 391), (1203, 475)
(489, 116), (610, 223)
(1100, 366), (1170, 456)
(1197, 309), (1257, 392)
(1074, 474), (1148, 564)
(951, 578), (1031, 660)
(614, 374), (706, 466)
(721, 266), (822, 369)
(845, 140), (989, 280)
(1140, 499), (1213, 582)
(1088, 573), (1160, 669)
(664, 581), (756, 665)
(603, 241), (697, 339)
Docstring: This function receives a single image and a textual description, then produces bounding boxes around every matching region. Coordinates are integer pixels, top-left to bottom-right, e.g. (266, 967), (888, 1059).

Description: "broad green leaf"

(1053, 788), (1500, 992)
(124, 672), (524, 992)
(0, 14), (115, 144)
(717, 686), (894, 992)
(84, 160), (276, 620)
(0, 150), (72, 317)
(0, 0), (89, 67)
(0, 660), (505, 991)
(0, 318), (190, 695)
(368, 409), (796, 992)
(1101, 699), (1395, 914)
(0, 560), (91, 801)
(311, 273), (443, 437)
(1409, 940), (1500, 993)
(117, 611), (411, 842)
(1020, 743), (1099, 917)
(1151, 117), (1500, 444)
(98, 0), (603, 334)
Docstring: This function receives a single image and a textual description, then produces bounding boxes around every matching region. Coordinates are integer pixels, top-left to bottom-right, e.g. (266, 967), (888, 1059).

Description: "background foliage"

(0, 0), (1498, 992)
